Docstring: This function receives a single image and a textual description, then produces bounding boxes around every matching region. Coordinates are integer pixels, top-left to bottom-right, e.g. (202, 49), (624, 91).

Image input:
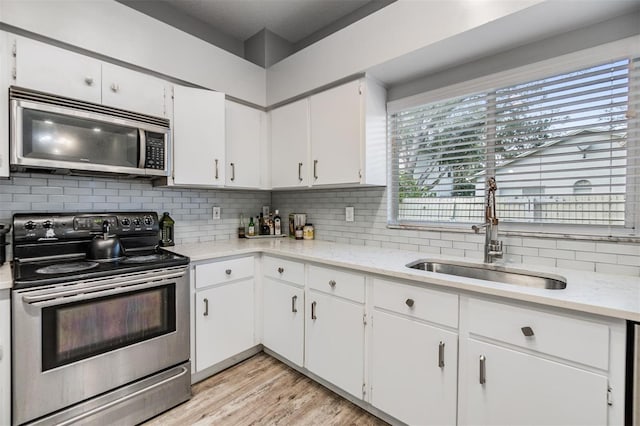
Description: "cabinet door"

(0, 34), (9, 178)
(173, 85), (225, 186)
(194, 279), (254, 372)
(14, 37), (101, 103)
(371, 310), (457, 426)
(305, 290), (364, 399)
(271, 99), (309, 188)
(459, 339), (609, 426)
(309, 80), (361, 186)
(262, 278), (304, 366)
(225, 101), (262, 188)
(0, 291), (9, 425)
(101, 63), (167, 118)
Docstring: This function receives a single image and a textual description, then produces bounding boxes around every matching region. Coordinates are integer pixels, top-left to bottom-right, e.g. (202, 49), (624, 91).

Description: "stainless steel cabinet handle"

(298, 162), (303, 182)
(329, 280), (336, 288)
(311, 301), (317, 320)
(313, 160), (318, 180)
(292, 295), (298, 313)
(479, 355), (486, 385)
(110, 83), (119, 93)
(405, 298), (415, 308)
(203, 298), (209, 316)
(84, 77), (94, 86)
(214, 159), (219, 179)
(225, 269), (232, 275)
(277, 267), (284, 274)
(521, 326), (534, 337)
(438, 341), (445, 368)
(230, 162), (235, 181)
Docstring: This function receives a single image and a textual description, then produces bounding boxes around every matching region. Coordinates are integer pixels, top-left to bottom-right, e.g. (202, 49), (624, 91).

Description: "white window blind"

(389, 56), (639, 233)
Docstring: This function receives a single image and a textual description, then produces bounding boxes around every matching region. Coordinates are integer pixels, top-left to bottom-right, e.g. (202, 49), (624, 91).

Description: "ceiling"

(118, 0), (394, 64)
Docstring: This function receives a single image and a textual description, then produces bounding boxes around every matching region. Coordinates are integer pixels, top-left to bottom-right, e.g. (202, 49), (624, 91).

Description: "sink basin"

(406, 260), (567, 289)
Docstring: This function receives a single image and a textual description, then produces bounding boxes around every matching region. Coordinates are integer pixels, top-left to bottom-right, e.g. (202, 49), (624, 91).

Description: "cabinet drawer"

(263, 256), (304, 285)
(195, 257), (254, 289)
(467, 298), (609, 369)
(308, 265), (365, 303)
(373, 279), (458, 328)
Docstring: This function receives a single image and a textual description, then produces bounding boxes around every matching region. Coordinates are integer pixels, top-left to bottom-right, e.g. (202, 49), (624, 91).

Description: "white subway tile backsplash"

(595, 263), (640, 277)
(272, 187), (639, 277)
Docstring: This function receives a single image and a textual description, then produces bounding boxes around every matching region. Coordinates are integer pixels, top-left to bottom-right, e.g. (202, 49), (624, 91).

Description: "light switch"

(346, 206), (355, 222)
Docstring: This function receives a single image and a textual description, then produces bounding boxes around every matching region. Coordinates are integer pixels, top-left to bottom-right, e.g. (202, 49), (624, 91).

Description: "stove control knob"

(42, 220), (53, 229)
(143, 216), (154, 226)
(133, 218), (141, 227)
(24, 221), (36, 230)
(121, 218), (131, 227)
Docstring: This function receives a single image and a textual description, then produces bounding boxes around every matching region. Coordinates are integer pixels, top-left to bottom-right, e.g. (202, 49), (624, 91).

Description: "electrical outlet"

(345, 206), (355, 222)
(212, 206), (221, 220)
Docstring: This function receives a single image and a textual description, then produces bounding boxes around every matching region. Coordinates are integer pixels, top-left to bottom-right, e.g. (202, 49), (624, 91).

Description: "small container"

(295, 226), (304, 240)
(238, 214), (246, 238)
(159, 212), (175, 247)
(303, 223), (314, 240)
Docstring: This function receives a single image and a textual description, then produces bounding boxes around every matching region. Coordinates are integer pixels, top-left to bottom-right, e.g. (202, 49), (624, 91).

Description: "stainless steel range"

(11, 212), (191, 425)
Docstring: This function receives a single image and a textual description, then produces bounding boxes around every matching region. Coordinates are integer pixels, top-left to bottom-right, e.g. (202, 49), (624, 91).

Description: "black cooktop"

(12, 212), (189, 289)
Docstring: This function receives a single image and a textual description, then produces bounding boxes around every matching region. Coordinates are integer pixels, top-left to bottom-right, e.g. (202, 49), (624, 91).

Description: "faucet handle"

(488, 240), (503, 258)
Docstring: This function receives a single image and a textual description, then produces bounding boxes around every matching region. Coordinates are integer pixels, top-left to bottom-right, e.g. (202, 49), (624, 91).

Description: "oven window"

(41, 284), (176, 371)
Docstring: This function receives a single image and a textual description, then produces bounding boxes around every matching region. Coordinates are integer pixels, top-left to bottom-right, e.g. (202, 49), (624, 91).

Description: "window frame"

(387, 35), (640, 239)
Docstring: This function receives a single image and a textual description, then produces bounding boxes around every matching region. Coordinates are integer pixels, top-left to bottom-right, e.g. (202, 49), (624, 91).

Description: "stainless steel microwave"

(10, 86), (171, 177)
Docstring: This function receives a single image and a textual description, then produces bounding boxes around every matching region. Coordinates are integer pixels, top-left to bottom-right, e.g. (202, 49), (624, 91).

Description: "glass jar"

(303, 223), (314, 240)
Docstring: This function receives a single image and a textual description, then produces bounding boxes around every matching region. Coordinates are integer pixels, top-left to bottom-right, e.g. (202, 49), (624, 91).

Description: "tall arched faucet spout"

(471, 177), (504, 263)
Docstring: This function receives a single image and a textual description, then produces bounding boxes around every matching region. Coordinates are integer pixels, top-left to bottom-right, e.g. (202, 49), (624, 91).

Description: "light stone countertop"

(171, 238), (640, 322)
(0, 262), (12, 290)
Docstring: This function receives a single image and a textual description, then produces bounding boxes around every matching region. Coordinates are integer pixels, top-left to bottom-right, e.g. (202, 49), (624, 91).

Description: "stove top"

(12, 212), (189, 289)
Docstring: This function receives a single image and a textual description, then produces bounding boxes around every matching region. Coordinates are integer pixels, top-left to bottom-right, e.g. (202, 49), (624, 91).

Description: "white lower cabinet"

(193, 258), (255, 373)
(305, 289), (365, 399)
(0, 290), (10, 425)
(262, 278), (304, 366)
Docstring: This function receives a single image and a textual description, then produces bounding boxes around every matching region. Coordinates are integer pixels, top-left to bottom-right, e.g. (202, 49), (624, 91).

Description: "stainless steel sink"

(406, 260), (567, 289)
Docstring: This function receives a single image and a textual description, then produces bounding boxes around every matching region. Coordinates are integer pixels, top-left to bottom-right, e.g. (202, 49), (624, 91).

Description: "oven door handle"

(21, 270), (186, 307)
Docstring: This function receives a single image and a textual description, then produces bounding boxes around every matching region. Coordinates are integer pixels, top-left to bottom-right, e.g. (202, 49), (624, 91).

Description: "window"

(389, 49), (639, 235)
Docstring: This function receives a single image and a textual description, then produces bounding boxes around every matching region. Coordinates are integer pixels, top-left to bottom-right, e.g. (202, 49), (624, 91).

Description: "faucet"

(472, 176), (503, 263)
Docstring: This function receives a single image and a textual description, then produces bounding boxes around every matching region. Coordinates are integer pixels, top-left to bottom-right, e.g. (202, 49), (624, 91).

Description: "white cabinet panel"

(270, 99), (309, 188)
(305, 290), (364, 399)
(14, 37), (101, 103)
(0, 290), (10, 425)
(173, 85), (225, 186)
(101, 63), (167, 118)
(459, 339), (608, 426)
(0, 33), (9, 178)
(371, 310), (457, 426)
(225, 101), (262, 188)
(194, 279), (254, 372)
(309, 80), (361, 186)
(263, 278), (304, 366)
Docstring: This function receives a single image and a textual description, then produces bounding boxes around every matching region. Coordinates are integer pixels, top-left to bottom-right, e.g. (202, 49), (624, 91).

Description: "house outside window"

(388, 42), (639, 236)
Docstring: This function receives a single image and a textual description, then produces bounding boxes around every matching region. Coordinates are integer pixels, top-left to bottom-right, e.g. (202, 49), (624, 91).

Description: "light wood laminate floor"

(144, 353), (388, 425)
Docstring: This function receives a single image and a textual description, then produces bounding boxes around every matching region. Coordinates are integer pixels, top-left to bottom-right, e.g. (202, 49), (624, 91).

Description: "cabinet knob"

(329, 280), (336, 288)
(110, 83), (120, 92)
(277, 267), (284, 274)
(225, 269), (232, 275)
(405, 298), (415, 308)
(521, 326), (535, 337)
(84, 76), (94, 86)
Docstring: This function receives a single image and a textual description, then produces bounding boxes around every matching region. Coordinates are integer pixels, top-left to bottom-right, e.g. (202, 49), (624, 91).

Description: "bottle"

(268, 212), (274, 235)
(238, 214), (246, 238)
(274, 210), (282, 235)
(303, 223), (314, 240)
(260, 212), (270, 235)
(159, 212), (175, 246)
(295, 226), (303, 240)
(248, 216), (255, 237)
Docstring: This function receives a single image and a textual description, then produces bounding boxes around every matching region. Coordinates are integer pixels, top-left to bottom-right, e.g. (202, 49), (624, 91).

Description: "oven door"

(12, 266), (189, 425)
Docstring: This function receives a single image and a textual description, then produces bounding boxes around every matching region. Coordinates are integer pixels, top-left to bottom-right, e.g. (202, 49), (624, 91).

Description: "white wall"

(0, 0), (267, 106)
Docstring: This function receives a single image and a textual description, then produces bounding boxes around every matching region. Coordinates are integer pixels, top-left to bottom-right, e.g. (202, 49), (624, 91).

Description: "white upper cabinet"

(271, 77), (387, 189)
(270, 99), (310, 189)
(0, 33), (9, 178)
(12, 36), (168, 118)
(172, 85), (226, 186)
(13, 36), (101, 104)
(225, 101), (264, 189)
(101, 63), (168, 118)
(309, 80), (362, 186)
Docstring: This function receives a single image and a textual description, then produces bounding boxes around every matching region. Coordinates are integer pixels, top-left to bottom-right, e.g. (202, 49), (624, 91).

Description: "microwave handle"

(138, 129), (147, 169)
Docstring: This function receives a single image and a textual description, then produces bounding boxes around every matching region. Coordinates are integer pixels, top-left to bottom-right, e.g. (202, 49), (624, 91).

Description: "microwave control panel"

(144, 132), (166, 170)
